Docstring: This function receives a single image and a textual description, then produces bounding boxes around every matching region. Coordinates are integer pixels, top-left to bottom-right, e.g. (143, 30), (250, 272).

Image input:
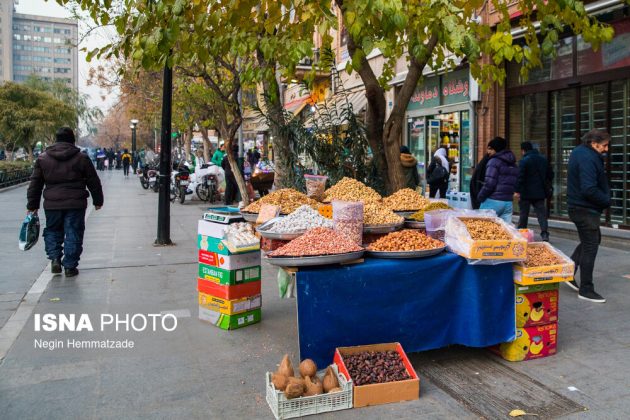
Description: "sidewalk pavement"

(0, 172), (629, 419)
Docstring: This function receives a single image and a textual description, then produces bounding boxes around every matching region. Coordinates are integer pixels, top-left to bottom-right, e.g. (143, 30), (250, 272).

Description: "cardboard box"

(198, 263), (261, 285)
(516, 283), (559, 327)
(197, 219), (228, 239)
(493, 323), (558, 362)
(198, 292), (262, 315)
(198, 306), (261, 330)
(198, 234), (260, 255)
(333, 342), (419, 408)
(198, 249), (260, 271)
(445, 217), (528, 260)
(197, 278), (261, 300)
(513, 242), (574, 285)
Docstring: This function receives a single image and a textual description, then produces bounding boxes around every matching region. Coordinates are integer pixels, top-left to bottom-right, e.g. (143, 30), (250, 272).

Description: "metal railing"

(0, 168), (33, 189)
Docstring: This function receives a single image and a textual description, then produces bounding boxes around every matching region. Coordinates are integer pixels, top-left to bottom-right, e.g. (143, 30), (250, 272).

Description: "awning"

(306, 90), (368, 127)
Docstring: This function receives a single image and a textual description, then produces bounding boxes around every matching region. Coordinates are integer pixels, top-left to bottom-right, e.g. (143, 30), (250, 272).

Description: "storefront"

(403, 67), (476, 194)
(506, 10), (630, 227)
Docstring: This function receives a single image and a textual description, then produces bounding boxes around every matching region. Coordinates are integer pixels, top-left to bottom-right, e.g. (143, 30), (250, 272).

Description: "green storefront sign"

(407, 68), (470, 111)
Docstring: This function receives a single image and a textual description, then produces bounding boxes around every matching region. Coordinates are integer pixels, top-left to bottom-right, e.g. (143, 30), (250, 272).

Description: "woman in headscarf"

(400, 145), (420, 190)
(427, 146), (450, 198)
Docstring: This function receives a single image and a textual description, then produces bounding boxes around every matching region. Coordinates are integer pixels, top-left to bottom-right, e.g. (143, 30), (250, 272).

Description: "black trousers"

(123, 162), (130, 176)
(517, 199), (549, 233)
(569, 207), (602, 294)
(224, 176), (238, 205)
(429, 181), (447, 198)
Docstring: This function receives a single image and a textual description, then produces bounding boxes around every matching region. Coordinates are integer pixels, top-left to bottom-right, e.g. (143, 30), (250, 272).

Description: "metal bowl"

(363, 221), (405, 234)
(404, 220), (426, 229)
(264, 250), (365, 267)
(366, 246), (446, 259)
(256, 217), (305, 240)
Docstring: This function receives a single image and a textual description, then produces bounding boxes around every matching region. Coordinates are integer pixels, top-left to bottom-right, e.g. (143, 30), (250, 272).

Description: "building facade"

(0, 1), (78, 89)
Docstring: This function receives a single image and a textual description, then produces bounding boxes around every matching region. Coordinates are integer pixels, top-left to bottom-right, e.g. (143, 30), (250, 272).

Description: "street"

(0, 173), (629, 419)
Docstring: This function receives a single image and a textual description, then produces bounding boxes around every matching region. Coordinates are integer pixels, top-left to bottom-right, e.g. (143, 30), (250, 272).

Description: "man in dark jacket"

(478, 137), (519, 223)
(565, 129), (611, 303)
(26, 128), (104, 277)
(515, 142), (554, 241)
(470, 152), (491, 209)
(222, 144), (241, 205)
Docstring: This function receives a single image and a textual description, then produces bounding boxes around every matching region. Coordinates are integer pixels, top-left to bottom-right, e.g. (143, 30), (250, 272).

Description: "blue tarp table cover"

(295, 252), (516, 367)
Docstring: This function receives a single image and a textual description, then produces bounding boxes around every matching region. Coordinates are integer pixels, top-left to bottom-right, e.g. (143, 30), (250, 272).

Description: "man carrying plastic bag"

(26, 127), (104, 277)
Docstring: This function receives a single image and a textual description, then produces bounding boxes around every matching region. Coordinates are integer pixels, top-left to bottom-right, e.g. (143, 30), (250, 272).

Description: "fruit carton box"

(197, 278), (261, 300)
(334, 342), (419, 408)
(198, 234), (260, 256)
(198, 306), (261, 330)
(513, 242), (574, 285)
(198, 249), (261, 271)
(197, 219), (229, 239)
(516, 283), (559, 327)
(198, 263), (261, 285)
(491, 323), (557, 362)
(198, 292), (262, 315)
(445, 216), (528, 260)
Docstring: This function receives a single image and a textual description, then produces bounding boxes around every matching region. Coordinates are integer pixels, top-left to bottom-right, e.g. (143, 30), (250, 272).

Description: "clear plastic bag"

(304, 174), (328, 201)
(332, 200), (364, 246)
(445, 214), (527, 265)
(18, 213), (40, 251)
(425, 209), (494, 241)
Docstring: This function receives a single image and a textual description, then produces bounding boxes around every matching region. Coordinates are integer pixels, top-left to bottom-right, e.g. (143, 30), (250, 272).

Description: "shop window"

(609, 79), (629, 226)
(577, 19), (630, 75)
(550, 89), (577, 219)
(507, 38), (573, 87)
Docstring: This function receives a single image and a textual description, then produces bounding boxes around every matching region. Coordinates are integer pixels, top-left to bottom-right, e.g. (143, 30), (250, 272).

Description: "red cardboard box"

(334, 342), (419, 408)
(493, 323), (558, 362)
(197, 278), (261, 300)
(516, 284), (559, 327)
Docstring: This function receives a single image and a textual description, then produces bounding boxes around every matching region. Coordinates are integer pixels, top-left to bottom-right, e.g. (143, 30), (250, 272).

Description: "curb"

(0, 181), (30, 193)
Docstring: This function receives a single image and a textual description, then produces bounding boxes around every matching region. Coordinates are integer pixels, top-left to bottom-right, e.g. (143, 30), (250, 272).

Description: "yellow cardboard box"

(513, 242), (574, 285)
(446, 217), (528, 260)
(198, 292), (262, 315)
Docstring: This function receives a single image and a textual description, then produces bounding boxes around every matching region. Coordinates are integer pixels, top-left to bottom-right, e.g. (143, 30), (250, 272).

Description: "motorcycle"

(170, 161), (192, 204)
(139, 161), (159, 192)
(193, 163), (223, 203)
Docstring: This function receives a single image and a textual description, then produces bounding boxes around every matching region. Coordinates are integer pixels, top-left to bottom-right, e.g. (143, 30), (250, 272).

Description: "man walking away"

(121, 149), (132, 177)
(477, 137), (519, 223)
(515, 142), (554, 241)
(222, 144), (241, 205)
(26, 128), (104, 277)
(565, 129), (611, 303)
(470, 152), (491, 209)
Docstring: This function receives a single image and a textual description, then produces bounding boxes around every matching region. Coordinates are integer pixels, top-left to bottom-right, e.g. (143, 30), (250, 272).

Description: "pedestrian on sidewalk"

(400, 145), (420, 191)
(515, 142), (554, 241)
(222, 144), (241, 205)
(212, 142), (226, 166)
(121, 149), (132, 177)
(477, 137), (519, 223)
(470, 152), (491, 209)
(565, 128), (611, 303)
(26, 127), (104, 277)
(427, 146), (449, 198)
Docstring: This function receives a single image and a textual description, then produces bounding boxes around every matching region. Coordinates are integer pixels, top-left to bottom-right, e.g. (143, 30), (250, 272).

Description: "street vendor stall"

(294, 253), (515, 367)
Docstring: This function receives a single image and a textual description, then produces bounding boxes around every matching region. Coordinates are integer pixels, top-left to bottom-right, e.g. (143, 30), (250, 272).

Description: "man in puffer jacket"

(477, 137), (519, 223)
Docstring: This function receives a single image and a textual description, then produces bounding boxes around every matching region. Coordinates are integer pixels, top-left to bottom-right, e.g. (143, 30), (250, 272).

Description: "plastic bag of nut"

(304, 174), (328, 201)
(333, 200), (364, 246)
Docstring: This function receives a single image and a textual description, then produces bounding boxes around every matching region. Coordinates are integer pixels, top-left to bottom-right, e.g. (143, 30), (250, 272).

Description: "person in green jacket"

(211, 142), (225, 166)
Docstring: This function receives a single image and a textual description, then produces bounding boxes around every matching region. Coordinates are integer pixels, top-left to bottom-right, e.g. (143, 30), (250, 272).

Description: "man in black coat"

(515, 142), (554, 241)
(26, 128), (104, 277)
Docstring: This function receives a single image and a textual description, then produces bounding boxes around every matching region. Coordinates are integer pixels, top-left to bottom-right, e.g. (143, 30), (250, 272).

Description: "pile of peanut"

(524, 245), (563, 267)
(268, 227), (363, 257)
(363, 202), (404, 225)
(460, 218), (512, 240)
(323, 177), (382, 203)
(368, 229), (444, 252)
(383, 188), (430, 211)
(243, 189), (318, 214)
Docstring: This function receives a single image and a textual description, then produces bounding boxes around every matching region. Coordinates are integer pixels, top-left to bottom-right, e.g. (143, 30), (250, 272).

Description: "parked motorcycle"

(193, 163), (222, 203)
(139, 161), (159, 192)
(170, 161), (192, 204)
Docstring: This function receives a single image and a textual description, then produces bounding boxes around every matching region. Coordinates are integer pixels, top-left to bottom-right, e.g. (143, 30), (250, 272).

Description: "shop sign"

(407, 77), (440, 111)
(407, 68), (470, 111)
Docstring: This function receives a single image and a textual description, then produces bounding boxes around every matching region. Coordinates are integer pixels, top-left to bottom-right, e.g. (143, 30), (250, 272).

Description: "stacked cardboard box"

(494, 242), (573, 362)
(197, 219), (262, 330)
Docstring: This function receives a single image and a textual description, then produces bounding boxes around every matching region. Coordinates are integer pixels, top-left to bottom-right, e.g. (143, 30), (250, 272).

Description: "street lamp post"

(130, 119), (139, 171)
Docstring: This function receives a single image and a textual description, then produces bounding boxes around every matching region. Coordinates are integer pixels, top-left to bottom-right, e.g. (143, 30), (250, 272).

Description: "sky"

(15, 0), (117, 112)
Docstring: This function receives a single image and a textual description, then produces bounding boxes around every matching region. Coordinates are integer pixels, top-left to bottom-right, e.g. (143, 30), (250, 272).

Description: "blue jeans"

(480, 198), (513, 223)
(43, 209), (86, 269)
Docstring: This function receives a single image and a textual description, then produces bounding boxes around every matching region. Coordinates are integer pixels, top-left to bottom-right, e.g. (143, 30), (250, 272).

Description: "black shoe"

(541, 231), (549, 242)
(564, 279), (579, 292)
(65, 268), (79, 277)
(578, 290), (606, 303)
(51, 259), (62, 274)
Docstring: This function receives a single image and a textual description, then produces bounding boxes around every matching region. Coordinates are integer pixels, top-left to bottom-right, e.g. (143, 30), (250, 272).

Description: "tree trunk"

(184, 125), (193, 161)
(220, 124), (249, 204)
(256, 49), (291, 189)
(200, 126), (212, 161)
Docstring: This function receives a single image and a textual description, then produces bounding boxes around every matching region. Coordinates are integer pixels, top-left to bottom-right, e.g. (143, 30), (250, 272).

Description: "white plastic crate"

(266, 364), (353, 419)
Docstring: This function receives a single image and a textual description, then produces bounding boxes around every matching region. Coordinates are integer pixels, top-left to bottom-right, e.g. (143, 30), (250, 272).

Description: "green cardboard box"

(198, 263), (261, 285)
(198, 306), (261, 330)
(515, 283), (559, 294)
(197, 234), (260, 256)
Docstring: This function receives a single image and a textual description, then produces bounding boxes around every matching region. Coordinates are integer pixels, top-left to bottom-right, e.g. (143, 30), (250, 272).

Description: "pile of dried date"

(343, 350), (410, 386)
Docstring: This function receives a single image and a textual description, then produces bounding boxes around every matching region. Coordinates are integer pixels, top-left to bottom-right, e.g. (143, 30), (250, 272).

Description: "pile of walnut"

(524, 244), (563, 267)
(364, 202), (404, 225)
(460, 218), (512, 240)
(383, 188), (430, 211)
(243, 189), (318, 214)
(271, 355), (342, 399)
(323, 177), (382, 203)
(368, 229), (444, 252)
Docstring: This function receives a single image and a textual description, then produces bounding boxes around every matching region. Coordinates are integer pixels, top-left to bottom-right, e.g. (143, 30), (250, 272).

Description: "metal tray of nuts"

(394, 210), (417, 218)
(366, 246), (446, 259)
(404, 220), (426, 229)
(264, 250), (365, 267)
(363, 221), (404, 234)
(241, 211), (286, 223)
(256, 217), (305, 241)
